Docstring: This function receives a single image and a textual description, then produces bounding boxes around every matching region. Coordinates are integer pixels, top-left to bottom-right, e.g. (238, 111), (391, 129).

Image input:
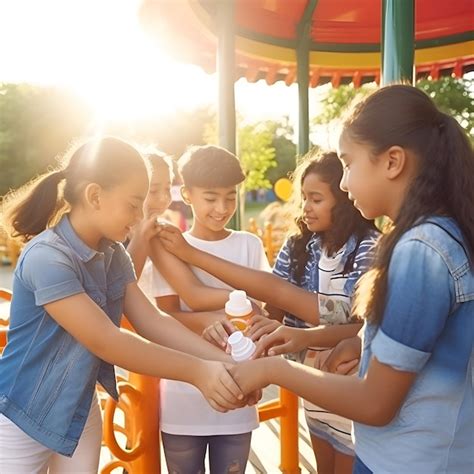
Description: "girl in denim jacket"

(0, 137), (250, 473)
(158, 85), (474, 474)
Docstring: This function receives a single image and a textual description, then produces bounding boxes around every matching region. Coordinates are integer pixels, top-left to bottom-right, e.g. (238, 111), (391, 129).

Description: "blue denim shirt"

(354, 216), (474, 473)
(0, 216), (136, 456)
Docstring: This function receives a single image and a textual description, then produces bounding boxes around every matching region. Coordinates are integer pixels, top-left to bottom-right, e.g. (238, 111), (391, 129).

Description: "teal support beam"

(296, 0), (318, 156)
(381, 0), (415, 85)
(216, 0), (240, 229)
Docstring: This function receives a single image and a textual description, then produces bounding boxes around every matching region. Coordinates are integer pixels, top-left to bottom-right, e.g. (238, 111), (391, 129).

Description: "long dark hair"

(1, 137), (148, 242)
(288, 150), (377, 285)
(348, 85), (474, 324)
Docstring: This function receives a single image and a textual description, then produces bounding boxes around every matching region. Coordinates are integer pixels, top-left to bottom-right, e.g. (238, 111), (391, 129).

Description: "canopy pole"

(381, 0), (415, 85)
(296, 0), (318, 156)
(217, 0), (240, 229)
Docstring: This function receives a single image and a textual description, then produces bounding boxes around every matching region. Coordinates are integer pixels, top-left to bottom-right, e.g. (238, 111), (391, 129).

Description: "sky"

(0, 0), (331, 145)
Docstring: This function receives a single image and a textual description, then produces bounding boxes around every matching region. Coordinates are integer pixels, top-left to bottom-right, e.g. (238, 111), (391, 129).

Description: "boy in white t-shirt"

(152, 145), (270, 473)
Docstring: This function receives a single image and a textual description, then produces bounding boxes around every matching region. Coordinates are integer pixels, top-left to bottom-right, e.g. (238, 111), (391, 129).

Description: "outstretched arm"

(45, 289), (243, 412)
(230, 355), (416, 426)
(158, 225), (319, 325)
(149, 237), (231, 311)
(156, 294), (226, 335)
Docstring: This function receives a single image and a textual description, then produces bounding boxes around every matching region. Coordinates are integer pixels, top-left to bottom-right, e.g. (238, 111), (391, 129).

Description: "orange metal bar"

(100, 293), (299, 473)
(258, 387), (300, 473)
(100, 317), (160, 473)
(0, 289), (12, 352)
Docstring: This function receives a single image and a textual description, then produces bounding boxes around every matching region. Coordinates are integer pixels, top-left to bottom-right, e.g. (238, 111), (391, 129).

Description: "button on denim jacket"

(0, 216), (136, 456)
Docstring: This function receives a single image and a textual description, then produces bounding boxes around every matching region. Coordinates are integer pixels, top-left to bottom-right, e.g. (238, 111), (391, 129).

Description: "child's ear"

(84, 183), (102, 210)
(385, 145), (407, 180)
(180, 186), (192, 205)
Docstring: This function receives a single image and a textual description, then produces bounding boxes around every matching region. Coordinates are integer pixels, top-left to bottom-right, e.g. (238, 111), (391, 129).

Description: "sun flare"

(1, 0), (216, 121)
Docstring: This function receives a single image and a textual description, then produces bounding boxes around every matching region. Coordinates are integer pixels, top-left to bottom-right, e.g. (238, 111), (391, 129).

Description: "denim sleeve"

(19, 243), (84, 306)
(371, 239), (455, 372)
(272, 239), (292, 280)
(344, 233), (378, 297)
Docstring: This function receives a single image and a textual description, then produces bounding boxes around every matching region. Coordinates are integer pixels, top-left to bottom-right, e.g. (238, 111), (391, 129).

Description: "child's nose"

(216, 201), (227, 213)
(339, 172), (348, 192)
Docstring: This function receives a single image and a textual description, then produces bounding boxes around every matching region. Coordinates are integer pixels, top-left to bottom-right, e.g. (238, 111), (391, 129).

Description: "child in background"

(153, 145), (270, 474)
(266, 150), (378, 474)
(161, 84), (474, 473)
(0, 137), (247, 473)
(126, 150), (173, 295)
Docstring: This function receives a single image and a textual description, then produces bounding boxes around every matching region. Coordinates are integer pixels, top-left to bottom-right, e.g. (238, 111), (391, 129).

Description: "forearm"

(99, 328), (204, 384)
(264, 304), (285, 322)
(305, 323), (363, 348)
(150, 239), (231, 311)
(187, 247), (319, 324)
(138, 311), (231, 363)
(167, 310), (223, 335)
(127, 236), (148, 278)
(267, 357), (380, 425)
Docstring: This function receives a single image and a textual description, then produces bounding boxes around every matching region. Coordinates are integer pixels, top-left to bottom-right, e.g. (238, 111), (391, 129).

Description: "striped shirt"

(272, 231), (379, 328)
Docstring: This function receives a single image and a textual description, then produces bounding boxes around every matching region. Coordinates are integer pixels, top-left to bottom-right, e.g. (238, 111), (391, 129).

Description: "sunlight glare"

(1, 0), (216, 121)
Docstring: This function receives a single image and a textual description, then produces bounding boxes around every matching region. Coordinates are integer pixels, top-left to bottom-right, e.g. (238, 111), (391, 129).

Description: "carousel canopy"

(140, 0), (474, 87)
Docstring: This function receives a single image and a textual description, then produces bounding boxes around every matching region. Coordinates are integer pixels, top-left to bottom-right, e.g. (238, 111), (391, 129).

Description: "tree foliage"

(312, 76), (473, 139)
(0, 84), (92, 196)
(0, 84), (216, 196)
(204, 119), (279, 191)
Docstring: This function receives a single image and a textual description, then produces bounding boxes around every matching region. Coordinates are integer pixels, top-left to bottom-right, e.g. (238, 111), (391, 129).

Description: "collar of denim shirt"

(55, 215), (116, 264)
(306, 232), (358, 258)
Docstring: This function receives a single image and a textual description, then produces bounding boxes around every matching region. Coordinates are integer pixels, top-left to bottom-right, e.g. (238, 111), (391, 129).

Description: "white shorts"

(0, 393), (102, 473)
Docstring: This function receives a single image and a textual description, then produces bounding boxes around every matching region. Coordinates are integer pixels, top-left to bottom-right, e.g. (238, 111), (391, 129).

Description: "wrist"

(263, 356), (282, 386)
(187, 357), (206, 386)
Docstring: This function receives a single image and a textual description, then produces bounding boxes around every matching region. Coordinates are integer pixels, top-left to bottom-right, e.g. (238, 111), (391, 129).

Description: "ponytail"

(1, 169), (67, 242)
(437, 114), (474, 258)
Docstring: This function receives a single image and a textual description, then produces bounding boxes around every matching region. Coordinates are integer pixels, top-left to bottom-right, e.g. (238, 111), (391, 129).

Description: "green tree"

(264, 117), (297, 185)
(238, 123), (276, 191)
(204, 119), (278, 191)
(417, 77), (473, 137)
(0, 83), (92, 196)
(312, 77), (473, 138)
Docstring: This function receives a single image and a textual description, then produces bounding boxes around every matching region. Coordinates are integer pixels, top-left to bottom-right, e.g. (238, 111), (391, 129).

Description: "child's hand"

(202, 319), (236, 350)
(130, 215), (162, 243)
(247, 315), (281, 342)
(157, 223), (193, 260)
(253, 325), (309, 358)
(194, 360), (245, 412)
(245, 388), (263, 406)
(321, 336), (361, 375)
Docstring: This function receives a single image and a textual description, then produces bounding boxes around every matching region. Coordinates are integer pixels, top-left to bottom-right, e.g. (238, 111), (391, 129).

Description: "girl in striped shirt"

(268, 151), (378, 474)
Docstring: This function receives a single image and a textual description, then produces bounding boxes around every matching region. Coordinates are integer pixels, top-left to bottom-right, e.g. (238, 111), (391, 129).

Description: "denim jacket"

(0, 216), (136, 456)
(354, 216), (474, 473)
(272, 230), (379, 328)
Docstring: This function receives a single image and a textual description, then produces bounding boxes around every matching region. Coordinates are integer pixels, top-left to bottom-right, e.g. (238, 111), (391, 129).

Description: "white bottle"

(225, 290), (254, 331)
(228, 331), (256, 362)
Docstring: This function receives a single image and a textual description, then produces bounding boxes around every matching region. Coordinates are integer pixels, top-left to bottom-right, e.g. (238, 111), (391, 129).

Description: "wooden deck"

(100, 384), (318, 473)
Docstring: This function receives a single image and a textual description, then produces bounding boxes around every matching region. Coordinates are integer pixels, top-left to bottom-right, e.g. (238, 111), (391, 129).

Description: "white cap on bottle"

(225, 290), (252, 317)
(228, 331), (256, 362)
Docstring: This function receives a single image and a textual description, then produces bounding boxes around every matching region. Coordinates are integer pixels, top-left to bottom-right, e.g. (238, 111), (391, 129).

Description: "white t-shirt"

(137, 258), (155, 299)
(317, 245), (351, 325)
(152, 230), (271, 436)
